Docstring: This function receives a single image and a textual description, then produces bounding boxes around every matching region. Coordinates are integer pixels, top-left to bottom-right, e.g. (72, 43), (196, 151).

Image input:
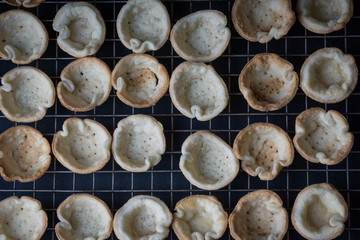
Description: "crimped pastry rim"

(57, 57), (112, 112)
(229, 190), (288, 240)
(52, 117), (112, 174)
(233, 122), (294, 181)
(0, 125), (51, 182)
(111, 53), (169, 108)
(293, 107), (354, 165)
(238, 53), (299, 111)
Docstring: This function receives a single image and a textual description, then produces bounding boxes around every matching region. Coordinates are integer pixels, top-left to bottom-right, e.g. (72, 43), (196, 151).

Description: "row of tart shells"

(0, 107), (352, 192)
(1, 47), (357, 123)
(0, 0), (354, 65)
(1, 182), (348, 240)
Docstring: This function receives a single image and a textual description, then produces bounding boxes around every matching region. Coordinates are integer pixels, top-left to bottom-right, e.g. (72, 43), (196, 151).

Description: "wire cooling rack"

(1, 0), (360, 239)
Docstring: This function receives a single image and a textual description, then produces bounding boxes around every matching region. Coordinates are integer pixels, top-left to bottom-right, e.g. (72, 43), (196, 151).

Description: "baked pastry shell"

(112, 114), (166, 172)
(300, 47), (358, 104)
(116, 0), (170, 53)
(291, 183), (348, 240)
(57, 57), (112, 112)
(53, 1), (106, 58)
(0, 66), (55, 123)
(169, 61), (229, 121)
(297, 0), (353, 34)
(179, 130), (239, 190)
(0, 9), (48, 64)
(52, 118), (112, 174)
(111, 53), (169, 108)
(239, 53), (298, 111)
(293, 107), (353, 165)
(229, 190), (288, 240)
(170, 10), (231, 62)
(0, 125), (51, 182)
(55, 193), (113, 240)
(113, 195), (172, 240)
(233, 122), (294, 181)
(0, 196), (47, 240)
(173, 195), (228, 240)
(232, 0), (295, 43)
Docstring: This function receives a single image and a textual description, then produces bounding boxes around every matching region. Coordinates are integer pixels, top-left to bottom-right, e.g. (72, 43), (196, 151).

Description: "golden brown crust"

(233, 122), (294, 181)
(239, 53), (298, 111)
(296, 0), (353, 34)
(291, 183), (348, 240)
(0, 125), (51, 182)
(173, 195), (228, 240)
(55, 193), (113, 240)
(232, 0), (295, 43)
(0, 10), (48, 64)
(57, 57), (112, 112)
(0, 196), (48, 240)
(170, 10), (230, 62)
(300, 47), (358, 104)
(293, 108), (353, 165)
(3, 0), (45, 7)
(52, 118), (112, 174)
(229, 190), (288, 240)
(111, 53), (169, 108)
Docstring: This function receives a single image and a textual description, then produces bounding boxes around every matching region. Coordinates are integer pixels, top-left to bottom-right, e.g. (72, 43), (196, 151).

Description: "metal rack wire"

(0, 0), (360, 239)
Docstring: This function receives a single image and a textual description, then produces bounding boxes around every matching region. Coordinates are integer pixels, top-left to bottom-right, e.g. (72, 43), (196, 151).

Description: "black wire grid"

(1, 0), (360, 239)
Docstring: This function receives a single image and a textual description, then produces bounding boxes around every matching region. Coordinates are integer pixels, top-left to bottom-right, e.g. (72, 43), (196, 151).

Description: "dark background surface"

(0, 0), (360, 239)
